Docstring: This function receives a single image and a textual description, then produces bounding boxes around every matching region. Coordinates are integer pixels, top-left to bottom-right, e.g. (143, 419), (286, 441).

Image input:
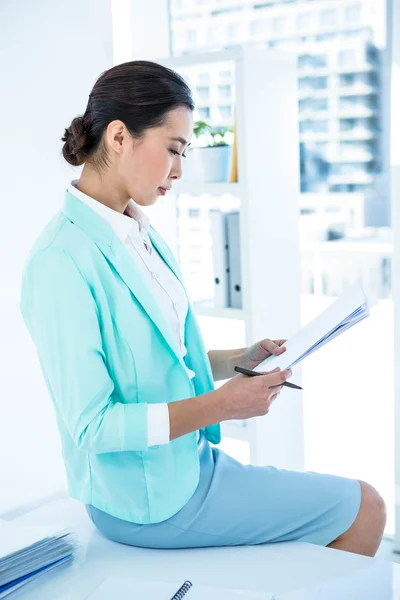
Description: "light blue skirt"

(86, 432), (362, 549)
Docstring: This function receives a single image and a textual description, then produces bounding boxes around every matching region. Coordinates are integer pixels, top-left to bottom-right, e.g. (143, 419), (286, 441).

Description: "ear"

(106, 120), (128, 155)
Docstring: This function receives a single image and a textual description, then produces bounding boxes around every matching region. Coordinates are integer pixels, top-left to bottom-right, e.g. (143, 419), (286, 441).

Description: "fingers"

(272, 339), (287, 354)
(263, 339), (286, 356)
(264, 368), (292, 388)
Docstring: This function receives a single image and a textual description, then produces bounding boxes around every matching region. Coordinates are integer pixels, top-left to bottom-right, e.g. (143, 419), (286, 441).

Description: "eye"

(169, 149), (187, 158)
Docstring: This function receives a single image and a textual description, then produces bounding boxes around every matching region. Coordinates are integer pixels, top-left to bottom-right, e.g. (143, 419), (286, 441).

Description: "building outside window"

(168, 0), (393, 534)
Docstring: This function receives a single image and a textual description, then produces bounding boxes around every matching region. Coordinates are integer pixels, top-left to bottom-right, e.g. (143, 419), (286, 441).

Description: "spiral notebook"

(87, 576), (272, 599)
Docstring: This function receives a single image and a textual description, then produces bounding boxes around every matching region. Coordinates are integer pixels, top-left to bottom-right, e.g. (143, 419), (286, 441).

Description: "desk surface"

(3, 496), (394, 599)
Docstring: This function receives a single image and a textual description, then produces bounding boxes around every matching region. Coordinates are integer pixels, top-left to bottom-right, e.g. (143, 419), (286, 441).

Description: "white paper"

(86, 576), (272, 599)
(254, 281), (373, 373)
(0, 520), (63, 560)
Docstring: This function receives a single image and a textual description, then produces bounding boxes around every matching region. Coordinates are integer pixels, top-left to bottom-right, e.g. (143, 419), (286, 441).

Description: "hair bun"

(61, 116), (88, 166)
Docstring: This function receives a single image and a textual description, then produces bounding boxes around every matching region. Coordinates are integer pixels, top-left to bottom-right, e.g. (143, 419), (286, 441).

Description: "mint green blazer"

(20, 190), (221, 524)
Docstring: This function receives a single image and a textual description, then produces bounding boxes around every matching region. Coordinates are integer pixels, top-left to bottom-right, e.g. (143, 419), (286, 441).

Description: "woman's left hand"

(239, 338), (287, 371)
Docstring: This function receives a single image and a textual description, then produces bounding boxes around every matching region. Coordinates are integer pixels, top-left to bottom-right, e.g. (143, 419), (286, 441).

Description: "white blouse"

(68, 181), (199, 446)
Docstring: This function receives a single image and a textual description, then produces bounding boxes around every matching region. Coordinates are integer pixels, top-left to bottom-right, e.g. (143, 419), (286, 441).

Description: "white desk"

(3, 496), (395, 599)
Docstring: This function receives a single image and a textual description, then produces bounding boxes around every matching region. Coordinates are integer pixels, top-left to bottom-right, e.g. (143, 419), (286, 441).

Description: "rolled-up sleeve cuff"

(147, 403), (170, 446)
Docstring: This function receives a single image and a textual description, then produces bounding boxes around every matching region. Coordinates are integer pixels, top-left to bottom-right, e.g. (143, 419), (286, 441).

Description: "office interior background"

(1, 0), (400, 548)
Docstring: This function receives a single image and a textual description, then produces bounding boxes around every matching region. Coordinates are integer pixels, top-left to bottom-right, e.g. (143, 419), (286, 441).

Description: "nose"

(170, 158), (183, 180)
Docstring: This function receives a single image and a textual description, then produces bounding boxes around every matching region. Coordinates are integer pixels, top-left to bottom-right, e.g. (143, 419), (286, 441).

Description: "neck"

(75, 166), (130, 214)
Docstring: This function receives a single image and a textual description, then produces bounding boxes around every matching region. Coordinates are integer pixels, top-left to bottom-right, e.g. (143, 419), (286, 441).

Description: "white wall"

(0, 0), (113, 514)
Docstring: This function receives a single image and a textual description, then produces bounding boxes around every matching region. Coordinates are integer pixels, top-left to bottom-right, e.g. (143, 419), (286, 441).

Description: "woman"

(20, 60), (386, 556)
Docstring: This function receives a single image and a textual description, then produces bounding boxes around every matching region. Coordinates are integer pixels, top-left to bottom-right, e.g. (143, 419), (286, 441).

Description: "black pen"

(234, 366), (302, 390)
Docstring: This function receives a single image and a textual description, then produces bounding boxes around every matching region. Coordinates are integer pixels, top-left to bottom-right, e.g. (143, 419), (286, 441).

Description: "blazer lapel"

(62, 191), (184, 366)
(148, 227), (184, 285)
(148, 227), (199, 333)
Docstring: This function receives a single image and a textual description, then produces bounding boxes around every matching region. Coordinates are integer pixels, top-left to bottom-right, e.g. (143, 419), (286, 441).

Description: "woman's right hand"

(215, 368), (292, 421)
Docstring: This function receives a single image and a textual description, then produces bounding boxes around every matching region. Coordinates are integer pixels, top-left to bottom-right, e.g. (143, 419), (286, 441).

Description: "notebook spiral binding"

(171, 580), (193, 599)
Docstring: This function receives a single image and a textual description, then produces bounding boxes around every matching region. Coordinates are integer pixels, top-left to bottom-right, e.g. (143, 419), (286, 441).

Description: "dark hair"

(61, 60), (195, 170)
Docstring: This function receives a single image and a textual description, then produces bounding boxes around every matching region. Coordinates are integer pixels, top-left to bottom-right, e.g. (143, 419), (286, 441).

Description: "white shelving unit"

(149, 46), (305, 470)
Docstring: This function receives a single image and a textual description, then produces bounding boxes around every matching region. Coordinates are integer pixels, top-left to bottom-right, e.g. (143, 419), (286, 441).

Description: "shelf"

(171, 181), (243, 197)
(194, 301), (245, 320)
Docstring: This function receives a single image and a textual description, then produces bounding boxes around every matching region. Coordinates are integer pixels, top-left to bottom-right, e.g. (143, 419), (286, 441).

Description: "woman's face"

(109, 105), (193, 207)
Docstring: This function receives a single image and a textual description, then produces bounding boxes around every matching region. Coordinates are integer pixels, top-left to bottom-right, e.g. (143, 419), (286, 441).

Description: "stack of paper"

(254, 281), (373, 373)
(0, 519), (76, 598)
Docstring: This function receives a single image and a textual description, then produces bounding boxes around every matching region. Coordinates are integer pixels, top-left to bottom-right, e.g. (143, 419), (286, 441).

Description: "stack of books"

(0, 519), (76, 598)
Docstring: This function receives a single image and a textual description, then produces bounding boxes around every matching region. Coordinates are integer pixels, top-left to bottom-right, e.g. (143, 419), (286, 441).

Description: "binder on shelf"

(226, 211), (242, 309)
(210, 210), (230, 308)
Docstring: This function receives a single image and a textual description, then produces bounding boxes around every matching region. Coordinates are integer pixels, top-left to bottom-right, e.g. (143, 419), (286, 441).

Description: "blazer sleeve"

(20, 246), (149, 453)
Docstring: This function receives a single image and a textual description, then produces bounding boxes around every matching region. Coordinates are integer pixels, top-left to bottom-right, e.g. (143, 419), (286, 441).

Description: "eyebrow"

(169, 136), (191, 147)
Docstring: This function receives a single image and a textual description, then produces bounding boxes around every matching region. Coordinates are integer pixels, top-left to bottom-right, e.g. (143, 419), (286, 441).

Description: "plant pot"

(183, 145), (233, 183)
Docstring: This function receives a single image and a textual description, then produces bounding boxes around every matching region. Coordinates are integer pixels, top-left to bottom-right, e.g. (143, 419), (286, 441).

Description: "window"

(300, 120), (329, 133)
(313, 120), (329, 133)
(196, 86), (210, 100)
(218, 84), (232, 97)
(339, 49), (357, 66)
(298, 54), (328, 70)
(316, 32), (337, 41)
(296, 12), (312, 30)
(227, 22), (240, 40)
(313, 54), (328, 68)
(218, 105), (232, 118)
(312, 76), (328, 89)
(298, 55), (308, 69)
(207, 26), (221, 44)
(367, 45), (379, 64)
(314, 98), (328, 111)
(320, 9), (337, 27)
(299, 98), (328, 111)
(346, 4), (361, 23)
(272, 16), (286, 33)
(299, 76), (328, 91)
(340, 118), (358, 131)
(187, 29), (197, 44)
(339, 96), (358, 109)
(198, 107), (210, 119)
(339, 73), (356, 87)
(198, 72), (210, 83)
(250, 19), (268, 35)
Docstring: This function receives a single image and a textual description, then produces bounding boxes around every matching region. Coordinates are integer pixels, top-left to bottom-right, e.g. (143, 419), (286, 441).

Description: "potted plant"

(184, 120), (234, 183)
